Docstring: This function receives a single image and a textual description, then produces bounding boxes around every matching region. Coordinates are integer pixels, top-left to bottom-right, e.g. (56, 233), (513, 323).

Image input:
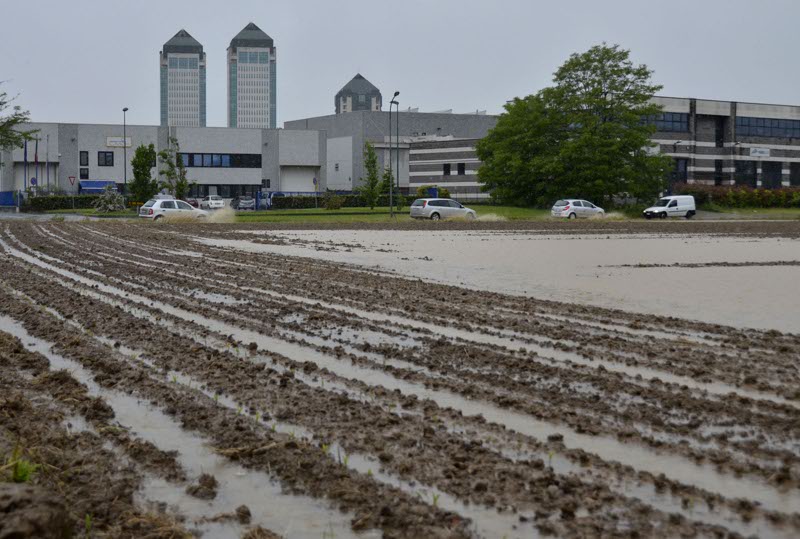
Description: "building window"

(98, 151), (114, 167)
(792, 163), (800, 187)
(645, 112), (689, 132)
(443, 163), (451, 176)
(79, 151), (88, 166)
(736, 117), (800, 138)
(79, 168), (89, 180)
(735, 161), (757, 187)
(178, 153), (261, 169)
(714, 160), (723, 186)
(457, 163), (465, 175)
(335, 163), (339, 171)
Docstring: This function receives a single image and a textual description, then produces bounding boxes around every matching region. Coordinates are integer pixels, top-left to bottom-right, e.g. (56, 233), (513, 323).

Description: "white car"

(643, 195), (696, 219)
(200, 195), (225, 210)
(551, 199), (605, 219)
(410, 198), (477, 220)
(139, 198), (209, 220)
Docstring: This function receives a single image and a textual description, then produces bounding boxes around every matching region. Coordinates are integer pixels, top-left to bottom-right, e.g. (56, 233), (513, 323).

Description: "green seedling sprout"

(171, 374), (177, 384)
(255, 411), (261, 422)
(213, 394), (219, 405)
(271, 424), (277, 433)
(289, 430), (296, 439)
(547, 450), (555, 467)
(321, 443), (330, 454)
(367, 468), (372, 477)
(342, 454), (349, 467)
(432, 493), (440, 507)
(5, 446), (39, 483)
(84, 514), (93, 539)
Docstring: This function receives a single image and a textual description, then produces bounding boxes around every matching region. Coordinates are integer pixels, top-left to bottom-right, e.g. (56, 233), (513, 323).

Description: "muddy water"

(203, 231), (800, 332)
(4, 239), (800, 514)
(0, 314), (374, 539)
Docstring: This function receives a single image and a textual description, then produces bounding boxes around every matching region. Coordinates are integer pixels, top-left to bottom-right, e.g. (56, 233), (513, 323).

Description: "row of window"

(168, 57), (199, 69)
(645, 112), (690, 132)
(238, 51), (269, 64)
(736, 116), (800, 139)
(178, 153), (262, 168)
(188, 184), (260, 198)
(443, 163), (467, 176)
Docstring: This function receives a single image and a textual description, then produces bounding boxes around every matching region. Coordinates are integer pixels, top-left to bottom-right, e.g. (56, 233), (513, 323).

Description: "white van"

(643, 195), (696, 219)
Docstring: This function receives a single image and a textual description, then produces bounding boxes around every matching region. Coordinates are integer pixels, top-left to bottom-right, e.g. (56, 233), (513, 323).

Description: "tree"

(356, 142), (381, 209)
(0, 84), (37, 150)
(379, 167), (403, 210)
(157, 137), (193, 199)
(129, 143), (159, 204)
(477, 43), (673, 207)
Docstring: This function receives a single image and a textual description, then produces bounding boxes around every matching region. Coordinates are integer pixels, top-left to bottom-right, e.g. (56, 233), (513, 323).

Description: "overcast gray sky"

(1, 0), (797, 127)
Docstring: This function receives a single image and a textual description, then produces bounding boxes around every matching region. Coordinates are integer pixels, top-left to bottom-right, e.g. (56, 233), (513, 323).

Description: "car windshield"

(554, 200), (568, 207)
(654, 199), (670, 207)
(143, 200), (155, 207)
(240, 196), (253, 201)
(211, 196), (222, 200)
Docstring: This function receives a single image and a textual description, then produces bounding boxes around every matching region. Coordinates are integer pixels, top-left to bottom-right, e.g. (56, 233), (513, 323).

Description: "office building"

(0, 122), (326, 198)
(227, 23), (277, 129)
(335, 74), (382, 114)
(160, 29), (207, 127)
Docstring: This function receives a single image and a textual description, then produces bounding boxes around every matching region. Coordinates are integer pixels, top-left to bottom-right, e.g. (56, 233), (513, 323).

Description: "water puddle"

(4, 238), (799, 514)
(0, 314), (374, 539)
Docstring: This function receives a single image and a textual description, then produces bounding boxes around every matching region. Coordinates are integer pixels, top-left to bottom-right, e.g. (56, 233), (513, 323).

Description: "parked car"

(410, 198), (477, 220)
(200, 195), (225, 210)
(551, 199), (605, 219)
(642, 195), (696, 219)
(139, 198), (209, 220)
(231, 196), (256, 210)
(183, 198), (199, 208)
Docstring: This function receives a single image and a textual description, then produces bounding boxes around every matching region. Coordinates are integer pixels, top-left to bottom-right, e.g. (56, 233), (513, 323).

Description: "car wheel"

(568, 212), (577, 219)
(644, 215), (652, 220)
(685, 211), (694, 219)
(659, 212), (667, 219)
(153, 215), (163, 221)
(430, 212), (441, 221)
(466, 212), (476, 220)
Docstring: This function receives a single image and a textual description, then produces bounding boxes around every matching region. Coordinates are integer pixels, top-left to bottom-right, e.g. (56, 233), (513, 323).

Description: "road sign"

(68, 176), (76, 186)
(30, 177), (37, 186)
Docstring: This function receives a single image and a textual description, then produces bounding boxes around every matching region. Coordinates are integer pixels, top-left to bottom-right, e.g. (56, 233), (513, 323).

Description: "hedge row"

(271, 194), (417, 210)
(22, 195), (101, 211)
(673, 184), (800, 208)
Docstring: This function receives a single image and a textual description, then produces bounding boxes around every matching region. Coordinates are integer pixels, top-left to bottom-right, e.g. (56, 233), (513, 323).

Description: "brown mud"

(0, 220), (799, 538)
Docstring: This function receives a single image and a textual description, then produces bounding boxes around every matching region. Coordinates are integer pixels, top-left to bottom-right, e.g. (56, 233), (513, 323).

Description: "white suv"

(139, 198), (209, 220)
(200, 195), (225, 210)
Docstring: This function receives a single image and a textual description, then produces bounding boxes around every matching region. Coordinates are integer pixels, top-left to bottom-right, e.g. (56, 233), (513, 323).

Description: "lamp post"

(122, 107), (129, 194)
(389, 91), (399, 218)
(389, 92), (400, 216)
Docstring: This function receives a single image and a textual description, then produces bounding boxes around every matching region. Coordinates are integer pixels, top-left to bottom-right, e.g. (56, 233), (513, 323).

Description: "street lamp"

(390, 92), (399, 218)
(389, 92), (400, 218)
(122, 107), (129, 194)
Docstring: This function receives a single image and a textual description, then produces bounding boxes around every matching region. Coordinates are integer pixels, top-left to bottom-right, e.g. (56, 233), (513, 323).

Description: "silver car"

(139, 198), (209, 220)
(551, 199), (605, 219)
(410, 198), (477, 220)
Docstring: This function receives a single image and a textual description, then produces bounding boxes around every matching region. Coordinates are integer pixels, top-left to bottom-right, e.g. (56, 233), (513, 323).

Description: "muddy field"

(0, 219), (798, 538)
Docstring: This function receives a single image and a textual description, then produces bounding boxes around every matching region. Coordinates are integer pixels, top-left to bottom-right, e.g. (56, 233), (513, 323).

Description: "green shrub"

(438, 187), (450, 198)
(271, 195), (415, 210)
(415, 185), (449, 198)
(322, 191), (344, 210)
(22, 194), (101, 212)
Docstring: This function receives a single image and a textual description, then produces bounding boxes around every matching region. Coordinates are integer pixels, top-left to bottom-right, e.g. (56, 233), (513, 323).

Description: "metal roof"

(163, 29), (203, 55)
(229, 22), (274, 50)
(336, 74), (380, 97)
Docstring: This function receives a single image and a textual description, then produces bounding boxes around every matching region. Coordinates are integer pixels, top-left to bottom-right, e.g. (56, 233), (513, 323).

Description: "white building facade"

(227, 23), (276, 129)
(160, 29), (207, 128)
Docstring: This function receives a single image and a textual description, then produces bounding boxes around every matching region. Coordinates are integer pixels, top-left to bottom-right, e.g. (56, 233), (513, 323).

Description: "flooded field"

(1, 219), (799, 538)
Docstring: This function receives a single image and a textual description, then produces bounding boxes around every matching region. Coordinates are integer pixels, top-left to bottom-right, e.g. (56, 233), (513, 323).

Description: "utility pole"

(123, 107), (129, 195)
(389, 91), (399, 218)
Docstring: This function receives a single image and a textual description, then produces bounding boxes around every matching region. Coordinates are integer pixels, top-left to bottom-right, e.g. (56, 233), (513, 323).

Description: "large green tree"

(477, 44), (673, 206)
(356, 142), (381, 209)
(129, 143), (159, 203)
(157, 137), (192, 199)
(0, 84), (36, 150)
(379, 166), (403, 210)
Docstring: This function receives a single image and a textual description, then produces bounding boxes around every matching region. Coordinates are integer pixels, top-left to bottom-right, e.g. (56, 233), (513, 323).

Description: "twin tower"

(159, 23), (276, 129)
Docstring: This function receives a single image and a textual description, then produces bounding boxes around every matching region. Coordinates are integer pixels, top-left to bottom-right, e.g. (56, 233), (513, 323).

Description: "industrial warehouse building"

(0, 123), (326, 198)
(290, 96), (800, 198)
